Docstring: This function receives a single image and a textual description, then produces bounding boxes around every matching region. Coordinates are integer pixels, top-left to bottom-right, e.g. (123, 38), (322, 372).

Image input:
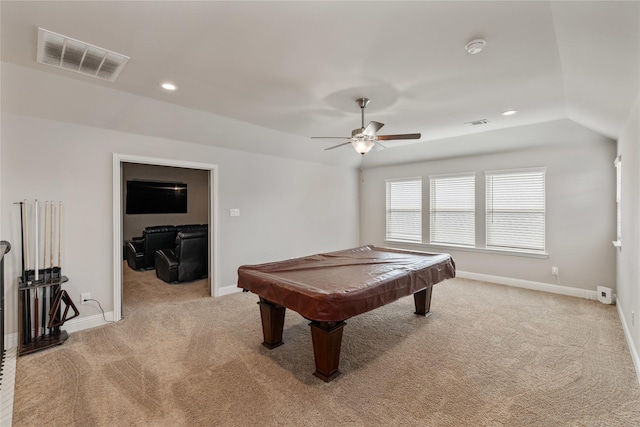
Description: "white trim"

(63, 311), (115, 332)
(617, 302), (640, 384)
(427, 171), (476, 180)
(456, 270), (597, 300)
(384, 240), (549, 259)
(484, 166), (547, 177)
(0, 347), (17, 427)
(218, 284), (243, 297)
(4, 333), (18, 351)
(384, 176), (422, 183)
(4, 311), (114, 352)
(112, 153), (219, 319)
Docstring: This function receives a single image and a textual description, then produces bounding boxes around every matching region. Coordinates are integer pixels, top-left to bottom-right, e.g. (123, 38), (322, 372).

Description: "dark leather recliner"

(155, 228), (208, 283)
(126, 225), (177, 270)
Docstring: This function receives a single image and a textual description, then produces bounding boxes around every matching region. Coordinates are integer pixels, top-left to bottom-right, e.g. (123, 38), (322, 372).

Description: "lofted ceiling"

(1, 1), (638, 168)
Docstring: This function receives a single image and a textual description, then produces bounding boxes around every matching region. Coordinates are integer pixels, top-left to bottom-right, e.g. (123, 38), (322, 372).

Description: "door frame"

(112, 153), (219, 322)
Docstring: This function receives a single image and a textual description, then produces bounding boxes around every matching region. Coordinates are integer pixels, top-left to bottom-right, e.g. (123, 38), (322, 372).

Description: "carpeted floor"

(11, 268), (640, 426)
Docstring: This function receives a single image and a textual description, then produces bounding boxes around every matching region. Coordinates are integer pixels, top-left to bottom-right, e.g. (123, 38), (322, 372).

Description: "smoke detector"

(36, 28), (130, 82)
(465, 39), (486, 55)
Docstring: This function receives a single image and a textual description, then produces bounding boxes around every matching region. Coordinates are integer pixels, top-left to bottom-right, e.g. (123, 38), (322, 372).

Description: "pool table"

(237, 245), (455, 382)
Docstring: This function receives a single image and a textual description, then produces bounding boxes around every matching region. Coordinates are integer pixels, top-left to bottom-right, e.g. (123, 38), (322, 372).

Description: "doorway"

(112, 154), (218, 322)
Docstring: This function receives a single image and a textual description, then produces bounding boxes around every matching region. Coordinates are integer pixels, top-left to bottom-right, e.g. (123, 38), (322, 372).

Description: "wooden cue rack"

(17, 275), (69, 356)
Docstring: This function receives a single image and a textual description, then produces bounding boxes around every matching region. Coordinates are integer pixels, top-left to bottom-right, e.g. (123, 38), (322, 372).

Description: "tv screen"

(126, 180), (187, 214)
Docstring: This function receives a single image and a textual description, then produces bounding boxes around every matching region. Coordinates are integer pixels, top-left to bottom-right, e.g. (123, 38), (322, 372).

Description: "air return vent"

(465, 119), (489, 126)
(36, 28), (130, 82)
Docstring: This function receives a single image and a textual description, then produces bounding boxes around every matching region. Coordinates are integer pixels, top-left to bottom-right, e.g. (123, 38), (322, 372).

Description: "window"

(429, 174), (475, 246)
(386, 178), (422, 242)
(486, 168), (545, 253)
(614, 156), (622, 247)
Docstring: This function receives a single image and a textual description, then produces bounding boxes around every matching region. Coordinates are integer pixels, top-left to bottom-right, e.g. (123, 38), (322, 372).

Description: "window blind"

(486, 169), (545, 252)
(615, 156), (622, 243)
(429, 174), (475, 246)
(386, 178), (422, 242)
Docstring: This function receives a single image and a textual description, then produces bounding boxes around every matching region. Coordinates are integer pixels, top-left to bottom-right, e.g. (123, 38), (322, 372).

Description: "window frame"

(428, 172), (476, 247)
(385, 177), (423, 243)
(485, 167), (546, 254)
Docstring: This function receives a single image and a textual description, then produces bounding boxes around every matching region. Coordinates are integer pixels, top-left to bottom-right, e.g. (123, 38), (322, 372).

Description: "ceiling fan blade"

(363, 121), (384, 136)
(376, 133), (421, 141)
(373, 141), (386, 151)
(324, 141), (352, 151)
(311, 136), (350, 140)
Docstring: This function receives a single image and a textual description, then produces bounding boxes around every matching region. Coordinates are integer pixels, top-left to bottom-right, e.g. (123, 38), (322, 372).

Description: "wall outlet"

(229, 208), (240, 217)
(633, 311), (635, 327)
(81, 293), (91, 304)
(551, 267), (559, 276)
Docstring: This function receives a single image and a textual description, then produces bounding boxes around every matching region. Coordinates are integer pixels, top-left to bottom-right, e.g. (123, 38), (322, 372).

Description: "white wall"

(122, 163), (209, 241)
(361, 120), (616, 293)
(1, 115), (359, 344)
(616, 94), (640, 380)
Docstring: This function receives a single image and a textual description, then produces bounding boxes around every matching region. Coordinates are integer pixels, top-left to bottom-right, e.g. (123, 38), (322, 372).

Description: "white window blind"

(486, 169), (545, 252)
(386, 178), (422, 242)
(429, 174), (475, 246)
(615, 156), (622, 244)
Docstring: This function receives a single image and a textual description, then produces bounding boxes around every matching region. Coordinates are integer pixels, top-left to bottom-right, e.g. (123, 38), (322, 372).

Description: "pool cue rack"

(17, 275), (76, 356)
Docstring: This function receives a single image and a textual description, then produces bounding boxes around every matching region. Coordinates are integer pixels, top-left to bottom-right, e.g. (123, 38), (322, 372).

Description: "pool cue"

(35, 199), (39, 281)
(15, 201), (25, 283)
(34, 200), (40, 339)
(17, 201), (28, 343)
(56, 201), (63, 331)
(58, 201), (62, 272)
(41, 201), (49, 335)
(24, 200), (31, 341)
(50, 201), (54, 269)
(47, 202), (53, 334)
(24, 199), (30, 280)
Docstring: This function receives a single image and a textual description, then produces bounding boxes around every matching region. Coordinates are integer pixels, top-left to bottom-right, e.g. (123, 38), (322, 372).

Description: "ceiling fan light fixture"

(351, 135), (376, 155)
(465, 39), (486, 55)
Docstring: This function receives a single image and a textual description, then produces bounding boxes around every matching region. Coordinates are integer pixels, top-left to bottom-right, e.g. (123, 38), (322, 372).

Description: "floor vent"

(36, 28), (130, 82)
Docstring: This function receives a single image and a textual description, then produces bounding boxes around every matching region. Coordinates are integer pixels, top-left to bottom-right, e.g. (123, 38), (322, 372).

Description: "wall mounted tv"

(126, 180), (187, 214)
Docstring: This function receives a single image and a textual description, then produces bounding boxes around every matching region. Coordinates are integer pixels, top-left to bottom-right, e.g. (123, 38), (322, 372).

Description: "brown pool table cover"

(237, 245), (456, 321)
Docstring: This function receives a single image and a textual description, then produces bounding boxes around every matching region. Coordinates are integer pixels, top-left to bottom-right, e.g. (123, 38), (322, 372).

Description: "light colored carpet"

(11, 268), (640, 426)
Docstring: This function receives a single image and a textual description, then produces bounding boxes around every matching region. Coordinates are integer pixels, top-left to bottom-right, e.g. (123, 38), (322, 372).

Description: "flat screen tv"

(126, 180), (187, 214)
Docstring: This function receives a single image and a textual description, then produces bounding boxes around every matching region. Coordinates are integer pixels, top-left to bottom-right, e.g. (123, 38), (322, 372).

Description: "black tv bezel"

(125, 180), (188, 215)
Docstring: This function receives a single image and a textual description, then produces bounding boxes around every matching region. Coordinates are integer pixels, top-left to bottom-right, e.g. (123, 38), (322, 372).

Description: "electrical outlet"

(632, 311), (635, 327)
(551, 267), (559, 276)
(81, 293), (91, 304)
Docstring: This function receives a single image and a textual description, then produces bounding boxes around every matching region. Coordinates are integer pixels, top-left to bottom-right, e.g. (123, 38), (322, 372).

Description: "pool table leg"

(309, 320), (346, 382)
(258, 297), (286, 349)
(414, 286), (433, 316)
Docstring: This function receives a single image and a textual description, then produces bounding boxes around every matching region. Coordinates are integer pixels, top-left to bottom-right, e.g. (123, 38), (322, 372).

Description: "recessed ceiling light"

(160, 82), (178, 91)
(502, 110), (518, 116)
(465, 39), (486, 55)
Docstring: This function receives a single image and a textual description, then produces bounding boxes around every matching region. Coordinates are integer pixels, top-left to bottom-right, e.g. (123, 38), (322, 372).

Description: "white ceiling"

(1, 1), (638, 168)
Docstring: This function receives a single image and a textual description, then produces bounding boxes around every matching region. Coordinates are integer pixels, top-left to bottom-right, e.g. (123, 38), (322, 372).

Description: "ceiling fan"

(311, 98), (421, 156)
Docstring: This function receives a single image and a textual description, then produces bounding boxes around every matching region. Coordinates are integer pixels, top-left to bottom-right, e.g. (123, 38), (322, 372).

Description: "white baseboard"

(456, 270), (599, 300)
(63, 311), (115, 333)
(3, 311), (114, 351)
(217, 284), (242, 297)
(617, 302), (640, 384)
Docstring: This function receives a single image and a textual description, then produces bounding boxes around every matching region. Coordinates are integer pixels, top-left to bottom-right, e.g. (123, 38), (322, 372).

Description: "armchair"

(125, 225), (177, 270)
(155, 228), (208, 283)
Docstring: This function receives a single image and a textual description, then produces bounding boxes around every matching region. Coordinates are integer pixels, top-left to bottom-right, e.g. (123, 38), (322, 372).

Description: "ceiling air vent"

(36, 28), (130, 82)
(465, 119), (489, 126)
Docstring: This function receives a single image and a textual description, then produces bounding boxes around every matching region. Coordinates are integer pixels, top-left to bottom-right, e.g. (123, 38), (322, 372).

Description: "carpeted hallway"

(11, 271), (640, 426)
